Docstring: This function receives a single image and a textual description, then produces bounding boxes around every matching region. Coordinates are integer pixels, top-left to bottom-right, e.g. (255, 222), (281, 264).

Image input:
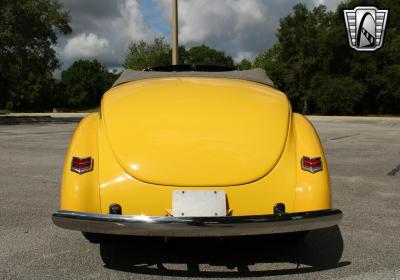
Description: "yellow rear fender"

(60, 113), (101, 213)
(293, 113), (331, 212)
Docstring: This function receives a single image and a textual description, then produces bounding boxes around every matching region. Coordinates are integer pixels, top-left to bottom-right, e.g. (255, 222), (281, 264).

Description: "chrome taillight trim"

(301, 156), (323, 173)
(71, 157), (93, 174)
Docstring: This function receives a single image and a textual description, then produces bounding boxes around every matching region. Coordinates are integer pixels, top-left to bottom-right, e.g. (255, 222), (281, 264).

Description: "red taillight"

(301, 156), (322, 173)
(71, 157), (93, 174)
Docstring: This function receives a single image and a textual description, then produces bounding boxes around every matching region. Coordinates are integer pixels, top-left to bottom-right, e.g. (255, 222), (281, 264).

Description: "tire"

(82, 232), (110, 243)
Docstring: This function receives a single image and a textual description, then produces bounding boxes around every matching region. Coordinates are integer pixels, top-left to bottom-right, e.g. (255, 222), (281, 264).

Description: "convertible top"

(112, 68), (274, 88)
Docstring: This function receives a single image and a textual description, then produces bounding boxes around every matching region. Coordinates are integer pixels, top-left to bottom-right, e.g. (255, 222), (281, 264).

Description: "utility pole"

(172, 0), (179, 65)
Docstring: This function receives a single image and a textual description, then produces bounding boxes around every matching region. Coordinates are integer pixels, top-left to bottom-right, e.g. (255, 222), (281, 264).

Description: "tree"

(0, 0), (71, 111)
(254, 43), (288, 92)
(59, 60), (117, 110)
(124, 38), (235, 69)
(318, 0), (400, 115)
(255, 0), (400, 115)
(238, 58), (252, 70)
(124, 37), (171, 70)
(254, 4), (328, 112)
(169, 45), (189, 64)
(309, 75), (365, 115)
(184, 45), (234, 66)
(276, 4), (333, 113)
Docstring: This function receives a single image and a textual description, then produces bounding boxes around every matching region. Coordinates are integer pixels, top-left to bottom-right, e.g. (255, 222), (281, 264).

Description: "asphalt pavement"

(0, 115), (399, 279)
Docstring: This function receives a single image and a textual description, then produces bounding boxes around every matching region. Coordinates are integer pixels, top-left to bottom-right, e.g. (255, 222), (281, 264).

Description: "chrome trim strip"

(52, 209), (342, 237)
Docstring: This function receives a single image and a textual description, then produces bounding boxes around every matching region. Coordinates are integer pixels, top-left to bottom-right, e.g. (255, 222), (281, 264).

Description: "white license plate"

(172, 190), (227, 217)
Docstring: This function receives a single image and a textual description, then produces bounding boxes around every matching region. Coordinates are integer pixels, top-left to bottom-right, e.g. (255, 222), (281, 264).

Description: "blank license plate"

(172, 190), (227, 217)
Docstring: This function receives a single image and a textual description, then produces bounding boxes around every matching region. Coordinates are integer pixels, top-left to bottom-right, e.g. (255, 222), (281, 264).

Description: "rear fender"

(293, 113), (331, 212)
(60, 113), (101, 213)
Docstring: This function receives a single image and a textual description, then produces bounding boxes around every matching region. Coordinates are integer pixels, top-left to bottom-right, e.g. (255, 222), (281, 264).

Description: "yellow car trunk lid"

(102, 77), (290, 187)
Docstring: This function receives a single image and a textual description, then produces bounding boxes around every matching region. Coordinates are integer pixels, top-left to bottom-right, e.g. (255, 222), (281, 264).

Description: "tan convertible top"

(112, 68), (274, 88)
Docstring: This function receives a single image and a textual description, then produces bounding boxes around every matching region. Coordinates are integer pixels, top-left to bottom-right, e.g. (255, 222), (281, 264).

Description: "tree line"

(254, 0), (400, 115)
(1, 0), (399, 114)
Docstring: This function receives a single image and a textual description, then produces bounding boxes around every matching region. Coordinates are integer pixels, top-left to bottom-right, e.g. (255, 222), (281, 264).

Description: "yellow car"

(52, 65), (342, 241)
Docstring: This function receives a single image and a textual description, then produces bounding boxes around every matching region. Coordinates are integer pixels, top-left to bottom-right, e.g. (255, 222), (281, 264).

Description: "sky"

(55, 0), (343, 71)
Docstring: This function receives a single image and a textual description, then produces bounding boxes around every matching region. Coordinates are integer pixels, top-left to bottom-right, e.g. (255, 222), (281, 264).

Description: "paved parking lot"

(0, 116), (399, 279)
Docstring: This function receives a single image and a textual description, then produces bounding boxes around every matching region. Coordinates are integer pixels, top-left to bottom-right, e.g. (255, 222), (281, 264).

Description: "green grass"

(0, 109), (11, 115)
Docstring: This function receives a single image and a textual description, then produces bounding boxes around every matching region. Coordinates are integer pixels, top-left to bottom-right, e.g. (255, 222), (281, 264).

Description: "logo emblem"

(343, 6), (388, 51)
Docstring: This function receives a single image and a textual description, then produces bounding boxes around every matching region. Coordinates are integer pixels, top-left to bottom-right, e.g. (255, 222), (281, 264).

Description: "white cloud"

(57, 0), (158, 69)
(157, 0), (343, 62)
(312, 0), (343, 10)
(112, 0), (156, 43)
(157, 0), (298, 62)
(177, 1), (268, 44)
(55, 0), (344, 70)
(63, 33), (110, 59)
(234, 51), (255, 63)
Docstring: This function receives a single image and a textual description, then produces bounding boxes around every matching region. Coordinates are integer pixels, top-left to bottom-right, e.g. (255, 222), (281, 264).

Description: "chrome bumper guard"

(52, 209), (342, 237)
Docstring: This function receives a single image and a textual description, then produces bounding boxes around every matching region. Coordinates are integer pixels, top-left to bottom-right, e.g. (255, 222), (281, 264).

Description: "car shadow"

(99, 226), (349, 277)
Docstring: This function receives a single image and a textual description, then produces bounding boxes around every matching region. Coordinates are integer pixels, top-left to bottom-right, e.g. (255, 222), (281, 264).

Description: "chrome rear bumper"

(52, 209), (342, 237)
